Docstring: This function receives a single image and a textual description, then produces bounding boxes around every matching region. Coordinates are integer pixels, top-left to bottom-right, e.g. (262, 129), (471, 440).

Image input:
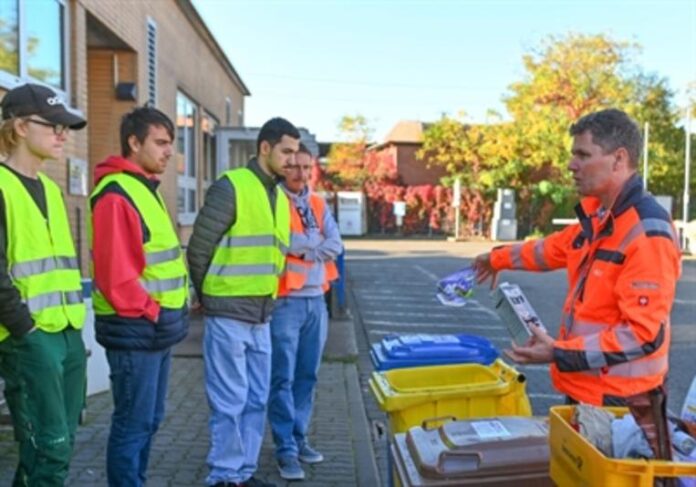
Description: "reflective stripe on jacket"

(277, 192), (339, 296)
(202, 167), (290, 298)
(89, 172), (188, 314)
(490, 175), (681, 405)
(0, 166), (85, 341)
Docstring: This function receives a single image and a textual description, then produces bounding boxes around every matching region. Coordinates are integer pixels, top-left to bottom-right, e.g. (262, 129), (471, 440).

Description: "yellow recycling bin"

(369, 359), (532, 435)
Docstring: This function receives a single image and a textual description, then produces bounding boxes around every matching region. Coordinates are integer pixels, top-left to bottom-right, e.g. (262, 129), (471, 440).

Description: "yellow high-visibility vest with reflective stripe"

(0, 166), (85, 342)
(88, 172), (188, 314)
(202, 167), (290, 298)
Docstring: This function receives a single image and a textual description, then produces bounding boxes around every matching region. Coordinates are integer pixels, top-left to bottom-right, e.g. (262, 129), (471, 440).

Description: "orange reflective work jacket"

(490, 175), (681, 406)
(278, 192), (339, 296)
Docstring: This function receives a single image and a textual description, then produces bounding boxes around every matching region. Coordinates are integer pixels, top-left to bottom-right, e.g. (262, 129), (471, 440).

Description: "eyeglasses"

(25, 118), (69, 136)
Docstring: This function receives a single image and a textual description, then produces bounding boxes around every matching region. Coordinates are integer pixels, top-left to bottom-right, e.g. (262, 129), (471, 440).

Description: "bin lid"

(371, 334), (498, 371)
(400, 417), (549, 481)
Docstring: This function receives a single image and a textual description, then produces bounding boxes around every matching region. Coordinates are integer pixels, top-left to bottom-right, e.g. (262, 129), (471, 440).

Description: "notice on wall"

(68, 158), (88, 196)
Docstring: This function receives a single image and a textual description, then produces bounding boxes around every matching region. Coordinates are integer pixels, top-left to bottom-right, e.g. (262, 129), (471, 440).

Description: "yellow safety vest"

(0, 166), (85, 341)
(202, 167), (289, 298)
(89, 172), (188, 314)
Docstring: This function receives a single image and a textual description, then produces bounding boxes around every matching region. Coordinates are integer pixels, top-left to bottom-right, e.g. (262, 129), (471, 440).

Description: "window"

(228, 139), (254, 169)
(202, 111), (218, 184)
(0, 0), (67, 91)
(225, 97), (232, 125)
(176, 91), (197, 224)
(0, 0), (19, 77)
(146, 18), (156, 106)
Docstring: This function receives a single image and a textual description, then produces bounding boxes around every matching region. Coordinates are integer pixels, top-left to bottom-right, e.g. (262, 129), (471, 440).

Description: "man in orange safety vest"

(474, 109), (681, 407)
(267, 142), (343, 481)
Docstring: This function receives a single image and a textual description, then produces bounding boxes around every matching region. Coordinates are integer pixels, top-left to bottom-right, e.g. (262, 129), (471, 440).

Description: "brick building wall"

(395, 144), (447, 186)
(371, 143), (447, 187)
(0, 0), (247, 272)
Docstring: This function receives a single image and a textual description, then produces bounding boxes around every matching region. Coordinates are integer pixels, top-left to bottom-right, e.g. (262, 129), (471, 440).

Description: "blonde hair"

(0, 118), (20, 157)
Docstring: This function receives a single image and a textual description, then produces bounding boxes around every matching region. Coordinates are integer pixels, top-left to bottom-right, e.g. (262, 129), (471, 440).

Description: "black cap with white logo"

(0, 83), (87, 130)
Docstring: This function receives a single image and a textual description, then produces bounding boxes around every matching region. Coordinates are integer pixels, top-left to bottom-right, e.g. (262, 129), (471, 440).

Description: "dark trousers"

(0, 328), (86, 487)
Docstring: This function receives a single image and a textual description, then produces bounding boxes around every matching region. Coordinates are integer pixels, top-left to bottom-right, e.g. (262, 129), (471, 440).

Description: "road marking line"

(412, 264), (440, 282)
(364, 319), (505, 330)
(517, 364), (550, 371)
(356, 281), (435, 295)
(366, 322), (463, 330)
(355, 295), (501, 319)
(363, 309), (502, 321)
(359, 305), (501, 319)
(528, 393), (564, 400)
(367, 329), (511, 342)
(356, 295), (440, 302)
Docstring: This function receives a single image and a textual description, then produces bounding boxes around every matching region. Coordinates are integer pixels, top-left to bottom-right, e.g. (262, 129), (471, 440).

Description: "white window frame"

(146, 17), (157, 107)
(202, 110), (218, 189)
(176, 91), (198, 225)
(225, 97), (232, 125)
(0, 0), (70, 99)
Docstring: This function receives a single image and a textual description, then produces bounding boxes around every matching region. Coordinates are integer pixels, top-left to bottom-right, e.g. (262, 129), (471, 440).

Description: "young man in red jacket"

(90, 107), (189, 486)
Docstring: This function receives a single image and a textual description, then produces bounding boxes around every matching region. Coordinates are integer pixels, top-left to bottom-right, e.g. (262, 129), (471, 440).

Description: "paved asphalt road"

(347, 238), (696, 485)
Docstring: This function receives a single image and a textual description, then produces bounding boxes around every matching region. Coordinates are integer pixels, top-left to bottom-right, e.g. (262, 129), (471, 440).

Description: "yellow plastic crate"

(368, 359), (532, 434)
(550, 406), (696, 486)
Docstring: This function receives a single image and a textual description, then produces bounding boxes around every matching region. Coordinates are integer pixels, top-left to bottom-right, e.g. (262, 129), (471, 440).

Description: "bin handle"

(421, 415), (457, 430)
(436, 450), (482, 475)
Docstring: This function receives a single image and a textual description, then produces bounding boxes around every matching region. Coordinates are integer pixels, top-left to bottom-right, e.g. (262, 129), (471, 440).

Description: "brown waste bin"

(390, 416), (553, 486)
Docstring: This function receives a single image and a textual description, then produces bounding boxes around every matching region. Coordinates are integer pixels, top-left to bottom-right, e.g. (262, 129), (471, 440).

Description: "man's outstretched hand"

(473, 252), (499, 290)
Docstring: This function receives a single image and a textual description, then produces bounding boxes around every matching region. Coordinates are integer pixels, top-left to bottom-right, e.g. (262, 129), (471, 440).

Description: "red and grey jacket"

(90, 156), (187, 351)
(490, 174), (681, 405)
(277, 192), (339, 296)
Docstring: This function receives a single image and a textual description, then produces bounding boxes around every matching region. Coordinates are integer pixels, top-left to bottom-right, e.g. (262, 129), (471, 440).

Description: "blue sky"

(193, 0), (696, 142)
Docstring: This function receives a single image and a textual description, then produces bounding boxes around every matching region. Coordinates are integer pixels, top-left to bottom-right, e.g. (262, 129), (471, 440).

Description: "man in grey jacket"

(187, 117), (300, 487)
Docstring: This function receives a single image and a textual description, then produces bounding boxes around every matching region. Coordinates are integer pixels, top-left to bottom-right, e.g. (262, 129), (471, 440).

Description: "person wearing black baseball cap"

(1, 82), (86, 130)
(0, 83), (88, 486)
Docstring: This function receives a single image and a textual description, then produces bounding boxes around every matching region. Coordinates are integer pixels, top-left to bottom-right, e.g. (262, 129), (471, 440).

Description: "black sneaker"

(244, 477), (276, 487)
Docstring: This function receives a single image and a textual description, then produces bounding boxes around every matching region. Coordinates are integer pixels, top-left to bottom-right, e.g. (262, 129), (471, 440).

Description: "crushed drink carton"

(493, 282), (547, 346)
(436, 266), (476, 307)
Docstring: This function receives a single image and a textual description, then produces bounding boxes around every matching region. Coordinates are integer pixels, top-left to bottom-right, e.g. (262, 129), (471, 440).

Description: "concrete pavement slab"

(0, 312), (379, 486)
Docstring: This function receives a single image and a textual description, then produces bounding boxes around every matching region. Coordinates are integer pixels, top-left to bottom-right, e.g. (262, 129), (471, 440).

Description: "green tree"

(0, 19), (19, 76)
(417, 112), (493, 235)
(502, 33), (642, 232)
(422, 33), (685, 235)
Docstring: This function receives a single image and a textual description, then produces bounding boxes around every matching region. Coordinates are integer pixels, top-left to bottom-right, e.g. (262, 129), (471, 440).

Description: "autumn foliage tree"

(420, 33), (691, 235)
(319, 34), (693, 237)
(323, 115), (452, 234)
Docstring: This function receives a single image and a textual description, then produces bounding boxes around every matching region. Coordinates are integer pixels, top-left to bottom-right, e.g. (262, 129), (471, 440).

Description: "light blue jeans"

(268, 296), (328, 459)
(203, 316), (271, 485)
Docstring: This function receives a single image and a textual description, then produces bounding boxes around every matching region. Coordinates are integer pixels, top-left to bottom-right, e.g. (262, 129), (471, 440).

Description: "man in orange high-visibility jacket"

(474, 109), (682, 406)
(267, 143), (343, 481)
